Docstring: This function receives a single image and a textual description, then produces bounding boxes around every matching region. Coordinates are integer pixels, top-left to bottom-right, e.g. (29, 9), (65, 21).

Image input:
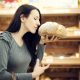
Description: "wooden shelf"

(42, 57), (80, 67)
(41, 8), (80, 16)
(43, 35), (80, 43)
(0, 8), (80, 16)
(0, 9), (16, 17)
(54, 35), (80, 42)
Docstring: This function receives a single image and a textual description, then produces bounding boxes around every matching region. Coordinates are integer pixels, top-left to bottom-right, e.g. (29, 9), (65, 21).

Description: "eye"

(34, 18), (37, 20)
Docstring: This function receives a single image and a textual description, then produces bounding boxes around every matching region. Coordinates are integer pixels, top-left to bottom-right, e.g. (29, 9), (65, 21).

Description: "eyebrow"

(35, 16), (40, 19)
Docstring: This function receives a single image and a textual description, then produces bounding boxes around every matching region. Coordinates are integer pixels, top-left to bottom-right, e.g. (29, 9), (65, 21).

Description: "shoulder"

(0, 31), (12, 43)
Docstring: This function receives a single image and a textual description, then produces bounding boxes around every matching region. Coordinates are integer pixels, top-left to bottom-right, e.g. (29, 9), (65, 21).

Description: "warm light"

(59, 56), (64, 59)
(75, 53), (80, 58)
(46, 56), (53, 63)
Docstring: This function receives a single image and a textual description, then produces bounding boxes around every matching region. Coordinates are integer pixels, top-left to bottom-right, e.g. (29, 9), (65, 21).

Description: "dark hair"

(7, 4), (41, 69)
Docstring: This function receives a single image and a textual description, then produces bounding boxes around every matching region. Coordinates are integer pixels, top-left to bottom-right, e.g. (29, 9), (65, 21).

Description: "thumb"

(35, 59), (40, 67)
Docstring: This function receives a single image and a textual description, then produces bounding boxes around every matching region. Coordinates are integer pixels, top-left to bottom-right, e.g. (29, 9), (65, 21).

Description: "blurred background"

(0, 0), (80, 80)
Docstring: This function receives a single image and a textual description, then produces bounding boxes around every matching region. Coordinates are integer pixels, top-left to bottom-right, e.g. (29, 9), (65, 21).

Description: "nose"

(37, 20), (40, 26)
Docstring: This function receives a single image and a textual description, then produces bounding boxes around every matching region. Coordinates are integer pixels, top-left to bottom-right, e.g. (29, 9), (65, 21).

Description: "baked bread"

(38, 22), (67, 38)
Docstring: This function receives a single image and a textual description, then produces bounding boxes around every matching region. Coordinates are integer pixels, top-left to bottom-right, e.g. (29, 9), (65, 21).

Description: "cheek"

(24, 18), (36, 33)
(24, 19), (32, 28)
(27, 19), (34, 26)
(28, 20), (35, 29)
(27, 20), (34, 29)
(24, 21), (34, 31)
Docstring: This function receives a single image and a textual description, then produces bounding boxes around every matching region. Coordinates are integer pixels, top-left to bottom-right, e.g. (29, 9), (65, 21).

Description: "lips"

(34, 26), (38, 30)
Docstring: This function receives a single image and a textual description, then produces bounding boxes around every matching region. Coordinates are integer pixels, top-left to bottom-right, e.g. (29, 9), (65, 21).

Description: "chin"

(30, 30), (36, 34)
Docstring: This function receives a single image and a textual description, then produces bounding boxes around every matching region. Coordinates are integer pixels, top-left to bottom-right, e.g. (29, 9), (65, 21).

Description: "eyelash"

(34, 18), (37, 20)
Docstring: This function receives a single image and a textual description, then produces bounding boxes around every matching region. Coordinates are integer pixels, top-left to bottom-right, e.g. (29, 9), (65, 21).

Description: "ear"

(20, 14), (25, 22)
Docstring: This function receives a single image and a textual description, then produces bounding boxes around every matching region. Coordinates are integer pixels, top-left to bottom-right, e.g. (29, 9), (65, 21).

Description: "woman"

(0, 4), (49, 80)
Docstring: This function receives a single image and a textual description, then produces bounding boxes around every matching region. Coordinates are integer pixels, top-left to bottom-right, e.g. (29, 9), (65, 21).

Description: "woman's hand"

(32, 59), (50, 78)
(39, 35), (58, 44)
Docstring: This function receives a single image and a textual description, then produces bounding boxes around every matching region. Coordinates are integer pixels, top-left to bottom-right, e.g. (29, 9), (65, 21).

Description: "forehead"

(30, 9), (40, 18)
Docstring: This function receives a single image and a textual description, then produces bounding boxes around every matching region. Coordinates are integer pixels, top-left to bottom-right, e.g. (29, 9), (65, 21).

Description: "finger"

(43, 64), (50, 70)
(41, 36), (45, 40)
(46, 35), (48, 40)
(50, 35), (55, 41)
(36, 77), (39, 80)
(46, 35), (49, 42)
(35, 59), (40, 67)
(40, 36), (45, 44)
(54, 37), (58, 41)
(41, 64), (45, 67)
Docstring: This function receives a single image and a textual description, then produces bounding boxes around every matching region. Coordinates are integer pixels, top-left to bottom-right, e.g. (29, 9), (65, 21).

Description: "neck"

(18, 23), (29, 37)
(18, 24), (28, 38)
(11, 24), (29, 46)
(12, 24), (28, 40)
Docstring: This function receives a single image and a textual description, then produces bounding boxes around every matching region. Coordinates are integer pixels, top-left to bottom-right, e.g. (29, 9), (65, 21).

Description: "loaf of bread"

(38, 22), (67, 38)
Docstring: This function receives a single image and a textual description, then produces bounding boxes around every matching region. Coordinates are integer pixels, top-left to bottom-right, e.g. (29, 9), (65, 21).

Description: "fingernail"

(37, 59), (39, 62)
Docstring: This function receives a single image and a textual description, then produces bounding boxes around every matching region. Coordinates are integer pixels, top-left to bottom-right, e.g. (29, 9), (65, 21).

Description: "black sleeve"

(0, 40), (32, 80)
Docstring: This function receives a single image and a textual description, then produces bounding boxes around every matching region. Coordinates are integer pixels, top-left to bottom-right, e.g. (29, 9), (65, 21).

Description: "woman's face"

(22, 9), (40, 34)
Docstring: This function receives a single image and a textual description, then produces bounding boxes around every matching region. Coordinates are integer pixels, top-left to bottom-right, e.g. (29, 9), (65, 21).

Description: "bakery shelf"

(0, 8), (80, 16)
